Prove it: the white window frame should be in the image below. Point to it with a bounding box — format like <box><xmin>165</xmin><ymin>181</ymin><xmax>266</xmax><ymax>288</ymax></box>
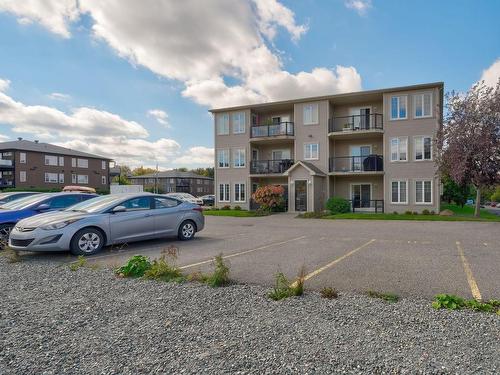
<box><xmin>58</xmin><ymin>156</ymin><xmax>64</xmax><ymax>166</ymax></box>
<box><xmin>20</xmin><ymin>152</ymin><xmax>26</xmax><ymax>164</ymax></box>
<box><xmin>44</xmin><ymin>172</ymin><xmax>59</xmax><ymax>183</ymax></box>
<box><xmin>101</xmin><ymin>160</ymin><xmax>106</xmax><ymax>170</ymax></box>
<box><xmin>414</xmin><ymin>136</ymin><xmax>433</xmax><ymax>161</ymax></box>
<box><xmin>232</xmin><ymin>112</ymin><xmax>246</xmax><ymax>134</ymax></box>
<box><xmin>102</xmin><ymin>175</ymin><xmax>107</xmax><ymax>185</ymax></box>
<box><xmin>233</xmin><ymin>148</ymin><xmax>246</xmax><ymax>168</ymax></box>
<box><xmin>219</xmin><ymin>183</ymin><xmax>230</xmax><ymax>202</ymax></box>
<box><xmin>217</xmin><ymin>149</ymin><xmax>230</xmax><ymax>168</ymax></box>
<box><xmin>44</xmin><ymin>155</ymin><xmax>58</xmax><ymax>166</ymax></box>
<box><xmin>58</xmin><ymin>173</ymin><xmax>64</xmax><ymax>183</ymax></box>
<box><xmin>216</xmin><ymin>113</ymin><xmax>229</xmax><ymax>135</ymax></box>
<box><xmin>72</xmin><ymin>174</ymin><xmax>77</xmax><ymax>183</ymax></box>
<box><xmin>303</xmin><ymin>103</ymin><xmax>319</xmax><ymax>125</ymax></box>
<box><xmin>19</xmin><ymin>170</ymin><xmax>26</xmax><ymax>182</ymax></box>
<box><xmin>77</xmin><ymin>158</ymin><xmax>88</xmax><ymax>168</ymax></box>
<box><xmin>234</xmin><ymin>183</ymin><xmax>246</xmax><ymax>202</ymax></box>
<box><xmin>413</xmin><ymin>92</ymin><xmax>432</xmax><ymax>118</ymax></box>
<box><xmin>415</xmin><ymin>179</ymin><xmax>433</xmax><ymax>205</ymax></box>
<box><xmin>77</xmin><ymin>174</ymin><xmax>89</xmax><ymax>184</ymax></box>
<box><xmin>304</xmin><ymin>143</ymin><xmax>319</xmax><ymax>160</ymax></box>
<box><xmin>391</xmin><ymin>179</ymin><xmax>408</xmax><ymax>204</ymax></box>
<box><xmin>71</xmin><ymin>158</ymin><xmax>76</xmax><ymax>167</ymax></box>
<box><xmin>390</xmin><ymin>95</ymin><xmax>408</xmax><ymax>120</ymax></box>
<box><xmin>390</xmin><ymin>137</ymin><xmax>408</xmax><ymax>162</ymax></box>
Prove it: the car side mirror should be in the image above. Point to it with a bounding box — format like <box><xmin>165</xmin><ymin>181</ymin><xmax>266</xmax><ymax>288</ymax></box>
<box><xmin>112</xmin><ymin>205</ymin><xmax>127</xmax><ymax>213</ymax></box>
<box><xmin>36</xmin><ymin>203</ymin><xmax>50</xmax><ymax>211</ymax></box>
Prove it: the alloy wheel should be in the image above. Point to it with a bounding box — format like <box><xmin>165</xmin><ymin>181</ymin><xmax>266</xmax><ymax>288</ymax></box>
<box><xmin>77</xmin><ymin>232</ymin><xmax>101</xmax><ymax>253</ymax></box>
<box><xmin>182</xmin><ymin>223</ymin><xmax>194</xmax><ymax>238</ymax></box>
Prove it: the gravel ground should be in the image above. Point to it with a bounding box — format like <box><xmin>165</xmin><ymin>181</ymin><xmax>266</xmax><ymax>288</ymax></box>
<box><xmin>0</xmin><ymin>257</ymin><xmax>499</xmax><ymax>374</ymax></box>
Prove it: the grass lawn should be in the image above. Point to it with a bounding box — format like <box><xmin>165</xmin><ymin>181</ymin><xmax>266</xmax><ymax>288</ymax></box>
<box><xmin>302</xmin><ymin>204</ymin><xmax>500</xmax><ymax>222</ymax></box>
<box><xmin>203</xmin><ymin>209</ymin><xmax>268</xmax><ymax>217</ymax></box>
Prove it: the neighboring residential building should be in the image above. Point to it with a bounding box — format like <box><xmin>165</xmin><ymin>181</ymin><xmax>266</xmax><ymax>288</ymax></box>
<box><xmin>210</xmin><ymin>82</ymin><xmax>443</xmax><ymax>213</ymax></box>
<box><xmin>0</xmin><ymin>138</ymin><xmax>112</xmax><ymax>191</ymax></box>
<box><xmin>129</xmin><ymin>170</ymin><xmax>214</xmax><ymax>196</ymax></box>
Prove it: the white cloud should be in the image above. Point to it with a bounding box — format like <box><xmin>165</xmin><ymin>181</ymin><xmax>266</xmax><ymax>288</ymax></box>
<box><xmin>0</xmin><ymin>78</ymin><xmax>10</xmax><ymax>92</ymax></box>
<box><xmin>147</xmin><ymin>109</ymin><xmax>170</xmax><ymax>128</ymax></box>
<box><xmin>173</xmin><ymin>146</ymin><xmax>214</xmax><ymax>166</ymax></box>
<box><xmin>480</xmin><ymin>58</ymin><xmax>500</xmax><ymax>88</ymax></box>
<box><xmin>0</xmin><ymin>0</ymin><xmax>79</xmax><ymax>38</ymax></box>
<box><xmin>48</xmin><ymin>92</ymin><xmax>71</xmax><ymax>101</ymax></box>
<box><xmin>344</xmin><ymin>0</ymin><xmax>372</xmax><ymax>16</ymax></box>
<box><xmin>0</xmin><ymin>134</ymin><xmax>9</xmax><ymax>142</ymax></box>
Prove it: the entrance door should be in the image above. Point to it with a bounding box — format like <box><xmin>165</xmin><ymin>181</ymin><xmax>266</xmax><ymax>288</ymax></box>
<box><xmin>350</xmin><ymin>108</ymin><xmax>371</xmax><ymax>130</ymax></box>
<box><xmin>351</xmin><ymin>184</ymin><xmax>371</xmax><ymax>209</ymax></box>
<box><xmin>295</xmin><ymin>180</ymin><xmax>307</xmax><ymax>211</ymax></box>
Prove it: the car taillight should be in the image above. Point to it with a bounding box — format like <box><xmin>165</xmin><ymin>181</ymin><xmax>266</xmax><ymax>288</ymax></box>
<box><xmin>192</xmin><ymin>206</ymin><xmax>203</xmax><ymax>212</ymax></box>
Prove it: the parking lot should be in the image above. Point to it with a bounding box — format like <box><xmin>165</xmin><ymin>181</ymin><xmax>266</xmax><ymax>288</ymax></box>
<box><xmin>20</xmin><ymin>214</ymin><xmax>499</xmax><ymax>299</ymax></box>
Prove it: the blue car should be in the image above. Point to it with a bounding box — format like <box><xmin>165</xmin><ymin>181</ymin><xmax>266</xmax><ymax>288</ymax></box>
<box><xmin>0</xmin><ymin>191</ymin><xmax>40</xmax><ymax>205</ymax></box>
<box><xmin>0</xmin><ymin>192</ymin><xmax>97</xmax><ymax>246</ymax></box>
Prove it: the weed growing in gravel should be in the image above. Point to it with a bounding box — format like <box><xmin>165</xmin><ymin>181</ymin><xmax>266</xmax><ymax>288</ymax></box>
<box><xmin>1</xmin><ymin>247</ymin><xmax>21</xmax><ymax>263</ymax></box>
<box><xmin>320</xmin><ymin>287</ymin><xmax>338</xmax><ymax>299</ymax></box>
<box><xmin>367</xmin><ymin>290</ymin><xmax>399</xmax><ymax>303</ymax></box>
<box><xmin>144</xmin><ymin>247</ymin><xmax>185</xmax><ymax>283</ymax></box>
<box><xmin>432</xmin><ymin>294</ymin><xmax>500</xmax><ymax>314</ymax></box>
<box><xmin>204</xmin><ymin>254</ymin><xmax>230</xmax><ymax>287</ymax></box>
<box><xmin>69</xmin><ymin>256</ymin><xmax>87</xmax><ymax>271</ymax></box>
<box><xmin>268</xmin><ymin>267</ymin><xmax>306</xmax><ymax>301</ymax></box>
<box><xmin>116</xmin><ymin>255</ymin><xmax>152</xmax><ymax>277</ymax></box>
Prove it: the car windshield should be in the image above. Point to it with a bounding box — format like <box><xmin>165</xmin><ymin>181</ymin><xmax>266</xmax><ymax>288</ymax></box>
<box><xmin>64</xmin><ymin>194</ymin><xmax>126</xmax><ymax>213</ymax></box>
<box><xmin>0</xmin><ymin>194</ymin><xmax>52</xmax><ymax>210</ymax></box>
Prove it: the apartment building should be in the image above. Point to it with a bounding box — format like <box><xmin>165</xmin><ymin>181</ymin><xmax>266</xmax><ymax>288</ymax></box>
<box><xmin>0</xmin><ymin>139</ymin><xmax>112</xmax><ymax>191</ymax></box>
<box><xmin>129</xmin><ymin>170</ymin><xmax>214</xmax><ymax>196</ymax></box>
<box><xmin>210</xmin><ymin>82</ymin><xmax>443</xmax><ymax>213</ymax></box>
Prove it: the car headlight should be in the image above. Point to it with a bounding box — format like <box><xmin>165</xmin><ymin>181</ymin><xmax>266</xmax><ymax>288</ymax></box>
<box><xmin>40</xmin><ymin>218</ymin><xmax>81</xmax><ymax>230</ymax></box>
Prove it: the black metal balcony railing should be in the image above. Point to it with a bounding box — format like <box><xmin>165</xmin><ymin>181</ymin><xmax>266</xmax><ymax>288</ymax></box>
<box><xmin>250</xmin><ymin>159</ymin><xmax>294</xmax><ymax>174</ymax></box>
<box><xmin>349</xmin><ymin>199</ymin><xmax>384</xmax><ymax>213</ymax></box>
<box><xmin>0</xmin><ymin>179</ymin><xmax>14</xmax><ymax>187</ymax></box>
<box><xmin>0</xmin><ymin>159</ymin><xmax>14</xmax><ymax>169</ymax></box>
<box><xmin>251</xmin><ymin>122</ymin><xmax>294</xmax><ymax>138</ymax></box>
<box><xmin>328</xmin><ymin>114</ymin><xmax>383</xmax><ymax>133</ymax></box>
<box><xmin>329</xmin><ymin>155</ymin><xmax>383</xmax><ymax>173</ymax></box>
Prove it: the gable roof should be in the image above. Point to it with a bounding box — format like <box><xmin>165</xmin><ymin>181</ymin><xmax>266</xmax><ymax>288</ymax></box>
<box><xmin>0</xmin><ymin>139</ymin><xmax>112</xmax><ymax>160</ymax></box>
<box><xmin>283</xmin><ymin>161</ymin><xmax>326</xmax><ymax>177</ymax></box>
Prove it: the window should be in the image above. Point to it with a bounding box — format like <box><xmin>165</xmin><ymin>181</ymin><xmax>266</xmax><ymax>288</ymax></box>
<box><xmin>44</xmin><ymin>172</ymin><xmax>59</xmax><ymax>183</ymax></box>
<box><xmin>77</xmin><ymin>158</ymin><xmax>88</xmax><ymax>168</ymax></box>
<box><xmin>217</xmin><ymin>149</ymin><xmax>229</xmax><ymax>168</ymax></box>
<box><xmin>72</xmin><ymin>174</ymin><xmax>77</xmax><ymax>183</ymax></box>
<box><xmin>121</xmin><ymin>197</ymin><xmax>152</xmax><ymax>211</ymax></box>
<box><xmin>219</xmin><ymin>183</ymin><xmax>230</xmax><ymax>202</ymax></box>
<box><xmin>45</xmin><ymin>155</ymin><xmax>58</xmax><ymax>166</ymax></box>
<box><xmin>233</xmin><ymin>148</ymin><xmax>245</xmax><ymax>168</ymax></box>
<box><xmin>47</xmin><ymin>195</ymin><xmax>81</xmax><ymax>209</ymax></box>
<box><xmin>304</xmin><ymin>143</ymin><xmax>319</xmax><ymax>160</ymax></box>
<box><xmin>102</xmin><ymin>160</ymin><xmax>106</xmax><ymax>170</ymax></box>
<box><xmin>58</xmin><ymin>173</ymin><xmax>64</xmax><ymax>183</ymax></box>
<box><xmin>77</xmin><ymin>175</ymin><xmax>88</xmax><ymax>184</ymax></box>
<box><xmin>216</xmin><ymin>113</ymin><xmax>229</xmax><ymax>135</ymax></box>
<box><xmin>102</xmin><ymin>175</ymin><xmax>107</xmax><ymax>185</ymax></box>
<box><xmin>391</xmin><ymin>180</ymin><xmax>408</xmax><ymax>204</ymax></box>
<box><xmin>58</xmin><ymin>156</ymin><xmax>64</xmax><ymax>166</ymax></box>
<box><xmin>414</xmin><ymin>136</ymin><xmax>432</xmax><ymax>161</ymax></box>
<box><xmin>232</xmin><ymin>112</ymin><xmax>245</xmax><ymax>134</ymax></box>
<box><xmin>415</xmin><ymin>180</ymin><xmax>432</xmax><ymax>204</ymax></box>
<box><xmin>72</xmin><ymin>158</ymin><xmax>76</xmax><ymax>167</ymax></box>
<box><xmin>154</xmin><ymin>197</ymin><xmax>179</xmax><ymax>209</ymax></box>
<box><xmin>390</xmin><ymin>95</ymin><xmax>407</xmax><ymax>120</ymax></box>
<box><xmin>19</xmin><ymin>171</ymin><xmax>26</xmax><ymax>182</ymax></box>
<box><xmin>390</xmin><ymin>137</ymin><xmax>407</xmax><ymax>161</ymax></box>
<box><xmin>234</xmin><ymin>183</ymin><xmax>245</xmax><ymax>202</ymax></box>
<box><xmin>20</xmin><ymin>152</ymin><xmax>26</xmax><ymax>164</ymax></box>
<box><xmin>169</xmin><ymin>178</ymin><xmax>175</xmax><ymax>184</ymax></box>
<box><xmin>303</xmin><ymin>103</ymin><xmax>319</xmax><ymax>125</ymax></box>
<box><xmin>414</xmin><ymin>93</ymin><xmax>432</xmax><ymax>118</ymax></box>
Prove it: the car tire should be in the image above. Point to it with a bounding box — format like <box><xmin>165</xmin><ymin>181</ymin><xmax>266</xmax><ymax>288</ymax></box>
<box><xmin>0</xmin><ymin>224</ymin><xmax>14</xmax><ymax>249</ymax></box>
<box><xmin>70</xmin><ymin>227</ymin><xmax>105</xmax><ymax>256</ymax></box>
<box><xmin>178</xmin><ymin>220</ymin><xmax>196</xmax><ymax>241</ymax></box>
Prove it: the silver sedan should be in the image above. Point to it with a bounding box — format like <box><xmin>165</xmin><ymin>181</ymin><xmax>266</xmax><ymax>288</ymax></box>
<box><xmin>9</xmin><ymin>193</ymin><xmax>204</xmax><ymax>255</ymax></box>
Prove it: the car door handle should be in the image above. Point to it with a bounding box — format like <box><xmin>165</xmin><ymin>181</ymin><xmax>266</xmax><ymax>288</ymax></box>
<box><xmin>144</xmin><ymin>213</ymin><xmax>152</xmax><ymax>217</ymax></box>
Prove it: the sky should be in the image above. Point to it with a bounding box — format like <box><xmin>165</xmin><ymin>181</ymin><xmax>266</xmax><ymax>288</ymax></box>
<box><xmin>0</xmin><ymin>0</ymin><xmax>498</xmax><ymax>170</ymax></box>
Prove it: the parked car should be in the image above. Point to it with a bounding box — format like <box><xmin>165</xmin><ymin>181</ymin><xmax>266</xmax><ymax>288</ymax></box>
<box><xmin>9</xmin><ymin>193</ymin><xmax>205</xmax><ymax>256</ymax></box>
<box><xmin>200</xmin><ymin>194</ymin><xmax>215</xmax><ymax>206</ymax></box>
<box><xmin>165</xmin><ymin>192</ymin><xmax>203</xmax><ymax>205</ymax></box>
<box><xmin>0</xmin><ymin>192</ymin><xmax>97</xmax><ymax>246</ymax></box>
<box><xmin>0</xmin><ymin>191</ymin><xmax>39</xmax><ymax>205</ymax></box>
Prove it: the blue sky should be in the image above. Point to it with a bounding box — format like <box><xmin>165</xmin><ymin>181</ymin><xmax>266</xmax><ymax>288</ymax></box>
<box><xmin>0</xmin><ymin>0</ymin><xmax>498</xmax><ymax>169</ymax></box>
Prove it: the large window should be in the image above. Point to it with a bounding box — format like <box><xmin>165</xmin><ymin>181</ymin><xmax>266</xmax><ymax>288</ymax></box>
<box><xmin>234</xmin><ymin>183</ymin><xmax>245</xmax><ymax>202</ymax></box>
<box><xmin>217</xmin><ymin>149</ymin><xmax>229</xmax><ymax>168</ymax></box>
<box><xmin>232</xmin><ymin>112</ymin><xmax>245</xmax><ymax>134</ymax></box>
<box><xmin>77</xmin><ymin>158</ymin><xmax>88</xmax><ymax>168</ymax></box>
<box><xmin>216</xmin><ymin>113</ymin><xmax>229</xmax><ymax>135</ymax></box>
<box><xmin>303</xmin><ymin>103</ymin><xmax>318</xmax><ymax>125</ymax></box>
<box><xmin>219</xmin><ymin>183</ymin><xmax>230</xmax><ymax>202</ymax></box>
<box><xmin>415</xmin><ymin>180</ymin><xmax>432</xmax><ymax>204</ymax></box>
<box><xmin>122</xmin><ymin>197</ymin><xmax>152</xmax><ymax>211</ymax></box>
<box><xmin>45</xmin><ymin>155</ymin><xmax>58</xmax><ymax>166</ymax></box>
<box><xmin>233</xmin><ymin>148</ymin><xmax>245</xmax><ymax>168</ymax></box>
<box><xmin>414</xmin><ymin>93</ymin><xmax>432</xmax><ymax>118</ymax></box>
<box><xmin>391</xmin><ymin>180</ymin><xmax>408</xmax><ymax>204</ymax></box>
<box><xmin>390</xmin><ymin>95</ymin><xmax>407</xmax><ymax>120</ymax></box>
<box><xmin>304</xmin><ymin>143</ymin><xmax>319</xmax><ymax>160</ymax></box>
<box><xmin>19</xmin><ymin>170</ymin><xmax>26</xmax><ymax>182</ymax></box>
<box><xmin>102</xmin><ymin>160</ymin><xmax>106</xmax><ymax>170</ymax></box>
<box><xmin>20</xmin><ymin>152</ymin><xmax>26</xmax><ymax>164</ymax></box>
<box><xmin>77</xmin><ymin>175</ymin><xmax>88</xmax><ymax>184</ymax></box>
<box><xmin>414</xmin><ymin>136</ymin><xmax>432</xmax><ymax>161</ymax></box>
<box><xmin>44</xmin><ymin>172</ymin><xmax>59</xmax><ymax>183</ymax></box>
<box><xmin>390</xmin><ymin>137</ymin><xmax>407</xmax><ymax>162</ymax></box>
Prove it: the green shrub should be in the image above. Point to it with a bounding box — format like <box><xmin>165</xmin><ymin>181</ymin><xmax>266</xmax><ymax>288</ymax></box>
<box><xmin>268</xmin><ymin>267</ymin><xmax>306</xmax><ymax>301</ymax></box>
<box><xmin>430</xmin><ymin>210</ymin><xmax>436</xmax><ymax>215</ymax></box>
<box><xmin>393</xmin><ymin>211</ymin><xmax>399</xmax><ymax>215</ymax></box>
<box><xmin>325</xmin><ymin>196</ymin><xmax>351</xmax><ymax>214</ymax></box>
<box><xmin>144</xmin><ymin>255</ymin><xmax>185</xmax><ymax>283</ymax></box>
<box><xmin>221</xmin><ymin>205</ymin><xmax>231</xmax><ymax>210</ymax></box>
<box><xmin>233</xmin><ymin>205</ymin><xmax>242</xmax><ymax>211</ymax></box>
<box><xmin>422</xmin><ymin>209</ymin><xmax>430</xmax><ymax>215</ymax></box>
<box><xmin>412</xmin><ymin>211</ymin><xmax>419</xmax><ymax>215</ymax></box>
<box><xmin>204</xmin><ymin>254</ymin><xmax>230</xmax><ymax>287</ymax></box>
<box><xmin>404</xmin><ymin>210</ymin><xmax>413</xmax><ymax>215</ymax></box>
<box><xmin>367</xmin><ymin>290</ymin><xmax>399</xmax><ymax>303</ymax></box>
<box><xmin>116</xmin><ymin>255</ymin><xmax>151</xmax><ymax>277</ymax></box>
<box><xmin>432</xmin><ymin>294</ymin><xmax>500</xmax><ymax>313</ymax></box>
<box><xmin>320</xmin><ymin>287</ymin><xmax>338</xmax><ymax>299</ymax></box>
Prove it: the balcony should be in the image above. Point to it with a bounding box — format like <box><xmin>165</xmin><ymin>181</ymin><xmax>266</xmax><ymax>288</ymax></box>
<box><xmin>250</xmin><ymin>159</ymin><xmax>294</xmax><ymax>175</ymax></box>
<box><xmin>349</xmin><ymin>199</ymin><xmax>384</xmax><ymax>213</ymax></box>
<box><xmin>329</xmin><ymin>155</ymin><xmax>383</xmax><ymax>174</ymax></box>
<box><xmin>0</xmin><ymin>179</ymin><xmax>14</xmax><ymax>188</ymax></box>
<box><xmin>328</xmin><ymin>114</ymin><xmax>383</xmax><ymax>137</ymax></box>
<box><xmin>0</xmin><ymin>159</ymin><xmax>13</xmax><ymax>169</ymax></box>
<box><xmin>251</xmin><ymin>122</ymin><xmax>294</xmax><ymax>139</ymax></box>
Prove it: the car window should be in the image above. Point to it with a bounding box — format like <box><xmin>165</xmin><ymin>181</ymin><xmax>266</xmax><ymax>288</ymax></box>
<box><xmin>121</xmin><ymin>197</ymin><xmax>152</xmax><ymax>211</ymax></box>
<box><xmin>154</xmin><ymin>197</ymin><xmax>180</xmax><ymax>209</ymax></box>
<box><xmin>47</xmin><ymin>195</ymin><xmax>81</xmax><ymax>209</ymax></box>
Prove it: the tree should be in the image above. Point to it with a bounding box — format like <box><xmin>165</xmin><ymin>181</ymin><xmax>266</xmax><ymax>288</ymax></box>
<box><xmin>252</xmin><ymin>185</ymin><xmax>285</xmax><ymax>211</ymax></box>
<box><xmin>436</xmin><ymin>80</ymin><xmax>500</xmax><ymax>217</ymax></box>
<box><xmin>132</xmin><ymin>166</ymin><xmax>157</xmax><ymax>176</ymax></box>
<box><xmin>112</xmin><ymin>174</ymin><xmax>130</xmax><ymax>185</ymax></box>
<box><xmin>192</xmin><ymin>167</ymin><xmax>214</xmax><ymax>178</ymax></box>
<box><xmin>175</xmin><ymin>167</ymin><xmax>189</xmax><ymax>172</ymax></box>
<box><xmin>441</xmin><ymin>175</ymin><xmax>471</xmax><ymax>207</ymax></box>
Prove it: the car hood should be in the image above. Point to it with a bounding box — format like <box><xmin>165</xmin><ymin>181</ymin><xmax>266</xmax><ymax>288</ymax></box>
<box><xmin>16</xmin><ymin>211</ymin><xmax>97</xmax><ymax>228</ymax></box>
<box><xmin>0</xmin><ymin>209</ymin><xmax>35</xmax><ymax>224</ymax></box>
